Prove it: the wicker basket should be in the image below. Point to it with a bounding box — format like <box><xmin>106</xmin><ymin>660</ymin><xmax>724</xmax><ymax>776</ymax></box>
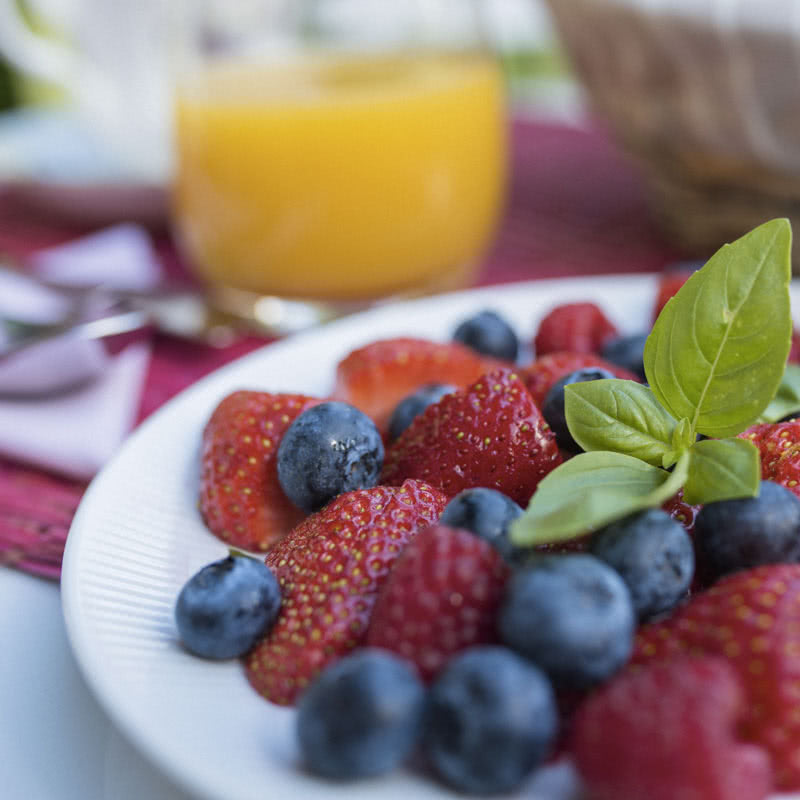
<box><xmin>546</xmin><ymin>0</ymin><xmax>800</xmax><ymax>267</ymax></box>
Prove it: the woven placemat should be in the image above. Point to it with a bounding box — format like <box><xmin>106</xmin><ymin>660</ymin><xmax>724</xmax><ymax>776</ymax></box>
<box><xmin>0</xmin><ymin>119</ymin><xmax>680</xmax><ymax>580</ymax></box>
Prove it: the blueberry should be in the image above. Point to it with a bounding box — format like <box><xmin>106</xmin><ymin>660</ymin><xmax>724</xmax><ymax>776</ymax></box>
<box><xmin>590</xmin><ymin>509</ymin><xmax>694</xmax><ymax>621</ymax></box>
<box><xmin>695</xmin><ymin>480</ymin><xmax>800</xmax><ymax>583</ymax></box>
<box><xmin>277</xmin><ymin>401</ymin><xmax>384</xmax><ymax>512</ymax></box>
<box><xmin>424</xmin><ymin>646</ymin><xmax>558</xmax><ymax>795</ymax></box>
<box><xmin>453</xmin><ymin>309</ymin><xmax>519</xmax><ymax>362</ymax></box>
<box><xmin>499</xmin><ymin>554</ymin><xmax>635</xmax><ymax>689</ymax></box>
<box><xmin>388</xmin><ymin>383</ymin><xmax>455</xmax><ymax>441</ymax></box>
<box><xmin>600</xmin><ymin>333</ymin><xmax>648</xmax><ymax>380</ymax></box>
<box><xmin>439</xmin><ymin>487</ymin><xmax>525</xmax><ymax>564</ymax></box>
<box><xmin>296</xmin><ymin>649</ymin><xmax>425</xmax><ymax>779</ymax></box>
<box><xmin>175</xmin><ymin>555</ymin><xmax>281</xmax><ymax>659</ymax></box>
<box><xmin>541</xmin><ymin>367</ymin><xmax>617</xmax><ymax>452</ymax></box>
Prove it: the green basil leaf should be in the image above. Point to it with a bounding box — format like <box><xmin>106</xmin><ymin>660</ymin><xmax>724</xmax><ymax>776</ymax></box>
<box><xmin>509</xmin><ymin>451</ymin><xmax>689</xmax><ymax>546</ymax></box>
<box><xmin>682</xmin><ymin>438</ymin><xmax>761</xmax><ymax>505</ymax></box>
<box><xmin>564</xmin><ymin>379</ymin><xmax>678</xmax><ymax>466</ymax></box>
<box><xmin>644</xmin><ymin>218</ymin><xmax>792</xmax><ymax>438</ymax></box>
<box><xmin>662</xmin><ymin>418</ymin><xmax>696</xmax><ymax>468</ymax></box>
<box><xmin>757</xmin><ymin>363</ymin><xmax>800</xmax><ymax>423</ymax></box>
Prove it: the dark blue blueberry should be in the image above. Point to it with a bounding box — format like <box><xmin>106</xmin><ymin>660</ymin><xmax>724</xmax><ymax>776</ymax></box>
<box><xmin>277</xmin><ymin>401</ymin><xmax>384</xmax><ymax>512</ymax></box>
<box><xmin>175</xmin><ymin>555</ymin><xmax>281</xmax><ymax>659</ymax></box>
<box><xmin>453</xmin><ymin>309</ymin><xmax>519</xmax><ymax>362</ymax></box>
<box><xmin>541</xmin><ymin>367</ymin><xmax>617</xmax><ymax>452</ymax></box>
<box><xmin>296</xmin><ymin>649</ymin><xmax>425</xmax><ymax>779</ymax></box>
<box><xmin>388</xmin><ymin>383</ymin><xmax>455</xmax><ymax>441</ymax></box>
<box><xmin>695</xmin><ymin>480</ymin><xmax>800</xmax><ymax>583</ymax></box>
<box><xmin>424</xmin><ymin>646</ymin><xmax>557</xmax><ymax>795</ymax></box>
<box><xmin>590</xmin><ymin>509</ymin><xmax>694</xmax><ymax>621</ymax></box>
<box><xmin>600</xmin><ymin>333</ymin><xmax>648</xmax><ymax>380</ymax></box>
<box><xmin>439</xmin><ymin>487</ymin><xmax>525</xmax><ymax>564</ymax></box>
<box><xmin>498</xmin><ymin>554</ymin><xmax>635</xmax><ymax>689</ymax></box>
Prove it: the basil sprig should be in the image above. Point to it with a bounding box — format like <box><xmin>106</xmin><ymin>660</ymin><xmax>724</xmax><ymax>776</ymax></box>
<box><xmin>512</xmin><ymin>218</ymin><xmax>793</xmax><ymax>547</ymax></box>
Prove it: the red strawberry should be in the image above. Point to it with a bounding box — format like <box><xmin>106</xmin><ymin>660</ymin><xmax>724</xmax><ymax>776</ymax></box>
<box><xmin>199</xmin><ymin>390</ymin><xmax>320</xmax><ymax>551</ymax></box>
<box><xmin>245</xmin><ymin>479</ymin><xmax>447</xmax><ymax>706</ymax></box>
<box><xmin>533</xmin><ymin>302</ymin><xmax>618</xmax><ymax>357</ymax></box>
<box><xmin>652</xmin><ymin>269</ymin><xmax>693</xmax><ymax>323</ymax></box>
<box><xmin>520</xmin><ymin>352</ymin><xmax>640</xmax><ymax>408</ymax></box>
<box><xmin>571</xmin><ymin>656</ymin><xmax>772</xmax><ymax>800</ymax></box>
<box><xmin>633</xmin><ymin>564</ymin><xmax>800</xmax><ymax>789</ymax></box>
<box><xmin>332</xmin><ymin>337</ymin><xmax>496</xmax><ymax>430</ymax></box>
<box><xmin>739</xmin><ymin>421</ymin><xmax>800</xmax><ymax>499</ymax></box>
<box><xmin>380</xmin><ymin>368</ymin><xmax>562</xmax><ymax>506</ymax></box>
<box><xmin>365</xmin><ymin>524</ymin><xmax>510</xmax><ymax>681</ymax></box>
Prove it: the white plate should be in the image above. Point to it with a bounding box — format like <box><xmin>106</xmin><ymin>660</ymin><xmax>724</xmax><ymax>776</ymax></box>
<box><xmin>62</xmin><ymin>275</ymin><xmax>795</xmax><ymax>800</ymax></box>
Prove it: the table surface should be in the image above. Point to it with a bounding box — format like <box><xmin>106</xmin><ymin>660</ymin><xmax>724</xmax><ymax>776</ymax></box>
<box><xmin>0</xmin><ymin>119</ymin><xmax>683</xmax><ymax>800</ymax></box>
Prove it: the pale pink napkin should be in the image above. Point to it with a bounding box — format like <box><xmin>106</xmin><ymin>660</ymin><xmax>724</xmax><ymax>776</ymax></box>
<box><xmin>0</xmin><ymin>225</ymin><xmax>158</xmax><ymax>480</ymax></box>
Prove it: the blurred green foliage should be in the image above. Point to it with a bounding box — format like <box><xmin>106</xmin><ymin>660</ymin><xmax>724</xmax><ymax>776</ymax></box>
<box><xmin>0</xmin><ymin>59</ymin><xmax>18</xmax><ymax>111</ymax></box>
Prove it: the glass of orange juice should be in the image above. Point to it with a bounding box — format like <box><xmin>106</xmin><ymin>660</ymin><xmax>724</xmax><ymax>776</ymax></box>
<box><xmin>171</xmin><ymin>0</ymin><xmax>508</xmax><ymax>330</ymax></box>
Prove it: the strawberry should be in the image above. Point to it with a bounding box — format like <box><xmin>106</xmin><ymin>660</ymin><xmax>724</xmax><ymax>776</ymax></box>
<box><xmin>571</xmin><ymin>656</ymin><xmax>772</xmax><ymax>800</ymax></box>
<box><xmin>739</xmin><ymin>421</ymin><xmax>800</xmax><ymax>499</ymax></box>
<box><xmin>380</xmin><ymin>368</ymin><xmax>562</xmax><ymax>506</ymax></box>
<box><xmin>245</xmin><ymin>479</ymin><xmax>447</xmax><ymax>706</ymax></box>
<box><xmin>533</xmin><ymin>302</ymin><xmax>618</xmax><ymax>357</ymax></box>
<box><xmin>520</xmin><ymin>352</ymin><xmax>640</xmax><ymax>408</ymax></box>
<box><xmin>365</xmin><ymin>524</ymin><xmax>510</xmax><ymax>681</ymax></box>
<box><xmin>633</xmin><ymin>564</ymin><xmax>800</xmax><ymax>789</ymax></box>
<box><xmin>199</xmin><ymin>390</ymin><xmax>320</xmax><ymax>551</ymax></box>
<box><xmin>652</xmin><ymin>269</ymin><xmax>693</xmax><ymax>323</ymax></box>
<box><xmin>332</xmin><ymin>337</ymin><xmax>496</xmax><ymax>430</ymax></box>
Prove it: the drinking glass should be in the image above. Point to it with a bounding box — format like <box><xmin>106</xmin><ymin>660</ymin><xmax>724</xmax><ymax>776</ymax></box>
<box><xmin>171</xmin><ymin>0</ymin><xmax>509</xmax><ymax>331</ymax></box>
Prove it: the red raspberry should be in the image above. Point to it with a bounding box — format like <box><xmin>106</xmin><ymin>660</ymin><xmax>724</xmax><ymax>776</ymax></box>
<box><xmin>520</xmin><ymin>352</ymin><xmax>640</xmax><ymax>408</ymax></box>
<box><xmin>633</xmin><ymin>564</ymin><xmax>800</xmax><ymax>789</ymax></box>
<box><xmin>571</xmin><ymin>656</ymin><xmax>772</xmax><ymax>800</ymax></box>
<box><xmin>533</xmin><ymin>302</ymin><xmax>618</xmax><ymax>356</ymax></box>
<box><xmin>365</xmin><ymin>524</ymin><xmax>510</xmax><ymax>681</ymax></box>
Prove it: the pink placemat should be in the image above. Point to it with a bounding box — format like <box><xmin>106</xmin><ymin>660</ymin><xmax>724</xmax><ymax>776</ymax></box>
<box><xmin>0</xmin><ymin>119</ymin><xmax>683</xmax><ymax>580</ymax></box>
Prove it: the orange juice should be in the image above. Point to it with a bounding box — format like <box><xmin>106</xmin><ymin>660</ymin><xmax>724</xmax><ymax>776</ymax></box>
<box><xmin>173</xmin><ymin>52</ymin><xmax>507</xmax><ymax>300</ymax></box>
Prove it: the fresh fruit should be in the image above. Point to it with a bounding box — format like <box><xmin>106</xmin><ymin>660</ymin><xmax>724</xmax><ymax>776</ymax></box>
<box><xmin>541</xmin><ymin>366</ymin><xmax>618</xmax><ymax>452</ymax></box>
<box><xmin>520</xmin><ymin>351</ymin><xmax>639</xmax><ymax>408</ymax></box>
<box><xmin>332</xmin><ymin>337</ymin><xmax>494</xmax><ymax>428</ymax></box>
<box><xmin>533</xmin><ymin>302</ymin><xmax>618</xmax><ymax>356</ymax></box>
<box><xmin>423</xmin><ymin>646</ymin><xmax>558</xmax><ymax>795</ymax></box>
<box><xmin>365</xmin><ymin>524</ymin><xmax>510</xmax><ymax>681</ymax></box>
<box><xmin>199</xmin><ymin>390</ymin><xmax>319</xmax><ymax>551</ymax></box>
<box><xmin>633</xmin><ymin>564</ymin><xmax>800</xmax><ymax>789</ymax></box>
<box><xmin>245</xmin><ymin>479</ymin><xmax>446</xmax><ymax>705</ymax></box>
<box><xmin>438</xmin><ymin>487</ymin><xmax>524</xmax><ymax>564</ymax></box>
<box><xmin>589</xmin><ymin>509</ymin><xmax>695</xmax><ymax>621</ymax></box>
<box><xmin>452</xmin><ymin>309</ymin><xmax>519</xmax><ymax>362</ymax></box>
<box><xmin>387</xmin><ymin>383</ymin><xmax>456</xmax><ymax>441</ymax></box>
<box><xmin>571</xmin><ymin>656</ymin><xmax>772</xmax><ymax>800</ymax></box>
<box><xmin>694</xmin><ymin>480</ymin><xmax>800</xmax><ymax>583</ymax></box>
<box><xmin>498</xmin><ymin>554</ymin><xmax>635</xmax><ymax>689</ymax></box>
<box><xmin>600</xmin><ymin>332</ymin><xmax>648</xmax><ymax>380</ymax></box>
<box><xmin>296</xmin><ymin>649</ymin><xmax>426</xmax><ymax>780</ymax></box>
<box><xmin>662</xmin><ymin>489</ymin><xmax>700</xmax><ymax>534</ymax></box>
<box><xmin>174</xmin><ymin>555</ymin><xmax>281</xmax><ymax>660</ymax></box>
<box><xmin>381</xmin><ymin>368</ymin><xmax>562</xmax><ymax>506</ymax></box>
<box><xmin>739</xmin><ymin>420</ymin><xmax>800</xmax><ymax>499</ymax></box>
<box><xmin>651</xmin><ymin>266</ymin><xmax>695</xmax><ymax>323</ymax></box>
<box><xmin>276</xmin><ymin>401</ymin><xmax>383</xmax><ymax>512</ymax></box>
